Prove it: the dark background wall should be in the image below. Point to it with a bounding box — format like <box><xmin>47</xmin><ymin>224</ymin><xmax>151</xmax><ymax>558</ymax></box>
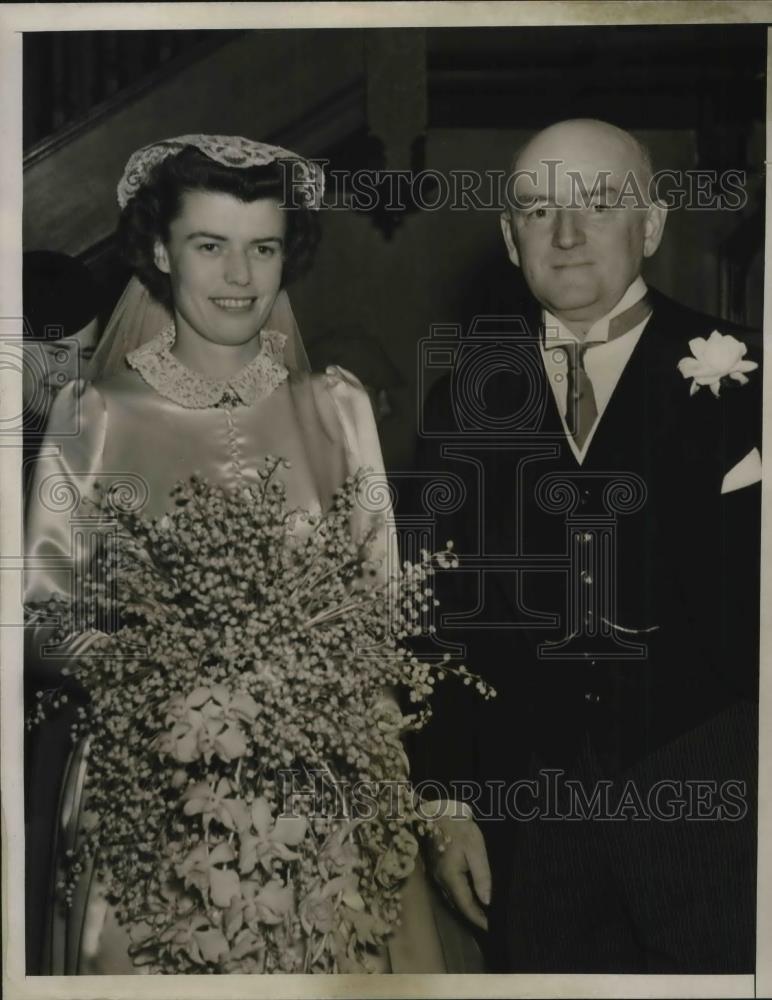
<box><xmin>23</xmin><ymin>25</ymin><xmax>767</xmax><ymax>469</ymax></box>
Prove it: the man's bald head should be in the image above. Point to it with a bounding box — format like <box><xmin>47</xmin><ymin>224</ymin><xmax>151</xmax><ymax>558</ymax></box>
<box><xmin>500</xmin><ymin>118</ymin><xmax>667</xmax><ymax>332</ymax></box>
<box><xmin>512</xmin><ymin>119</ymin><xmax>653</xmax><ymax>197</ymax></box>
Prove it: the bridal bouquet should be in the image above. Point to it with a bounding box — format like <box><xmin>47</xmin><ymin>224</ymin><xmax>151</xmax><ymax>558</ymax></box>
<box><xmin>32</xmin><ymin>459</ymin><xmax>492</xmax><ymax>973</ymax></box>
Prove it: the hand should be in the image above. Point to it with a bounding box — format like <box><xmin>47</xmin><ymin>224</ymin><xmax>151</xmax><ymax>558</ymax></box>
<box><xmin>426</xmin><ymin>807</ymin><xmax>491</xmax><ymax>931</ymax></box>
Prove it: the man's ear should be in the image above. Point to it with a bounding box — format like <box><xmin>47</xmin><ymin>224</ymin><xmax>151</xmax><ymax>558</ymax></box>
<box><xmin>154</xmin><ymin>239</ymin><xmax>171</xmax><ymax>275</ymax></box>
<box><xmin>642</xmin><ymin>201</ymin><xmax>667</xmax><ymax>259</ymax></box>
<box><xmin>500</xmin><ymin>211</ymin><xmax>521</xmax><ymax>268</ymax></box>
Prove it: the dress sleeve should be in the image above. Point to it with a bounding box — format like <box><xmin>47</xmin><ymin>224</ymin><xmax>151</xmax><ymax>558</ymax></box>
<box><xmin>320</xmin><ymin>366</ymin><xmax>404</xmax><ymax>718</ymax></box>
<box><xmin>321</xmin><ymin>365</ymin><xmax>401</xmax><ymax>582</ymax></box>
<box><xmin>25</xmin><ymin>380</ymin><xmax>109</xmax><ymax>672</ymax></box>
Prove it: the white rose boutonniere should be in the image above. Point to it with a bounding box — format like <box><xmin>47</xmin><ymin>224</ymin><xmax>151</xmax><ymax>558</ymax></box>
<box><xmin>677</xmin><ymin>330</ymin><xmax>758</xmax><ymax>397</ymax></box>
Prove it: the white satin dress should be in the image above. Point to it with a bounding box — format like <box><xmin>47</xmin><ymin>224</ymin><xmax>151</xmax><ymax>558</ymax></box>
<box><xmin>25</xmin><ymin>325</ymin><xmax>478</xmax><ymax>975</ymax></box>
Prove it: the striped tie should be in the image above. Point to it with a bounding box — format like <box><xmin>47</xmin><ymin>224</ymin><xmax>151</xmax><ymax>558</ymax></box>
<box><xmin>557</xmin><ymin>293</ymin><xmax>653</xmax><ymax>450</ymax></box>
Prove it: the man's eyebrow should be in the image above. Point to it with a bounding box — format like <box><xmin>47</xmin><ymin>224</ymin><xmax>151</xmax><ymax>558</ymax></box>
<box><xmin>513</xmin><ymin>183</ymin><xmax>623</xmax><ymax>208</ymax></box>
<box><xmin>582</xmin><ymin>184</ymin><xmax>620</xmax><ymax>197</ymax></box>
<box><xmin>513</xmin><ymin>193</ymin><xmax>555</xmax><ymax>207</ymax></box>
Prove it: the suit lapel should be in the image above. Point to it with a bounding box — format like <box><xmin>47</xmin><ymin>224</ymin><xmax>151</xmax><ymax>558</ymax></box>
<box><xmin>583</xmin><ymin>290</ymin><xmax>692</xmax><ymax>467</ymax></box>
<box><xmin>478</xmin><ymin>295</ymin><xmax>569</xmax><ymax>630</ymax></box>
<box><xmin>485</xmin><ymin>290</ymin><xmax>679</xmax><ymax>625</ymax></box>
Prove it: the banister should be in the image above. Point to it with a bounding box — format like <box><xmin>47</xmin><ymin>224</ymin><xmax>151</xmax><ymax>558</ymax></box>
<box><xmin>23</xmin><ymin>31</ymin><xmax>244</xmax><ymax>170</ymax></box>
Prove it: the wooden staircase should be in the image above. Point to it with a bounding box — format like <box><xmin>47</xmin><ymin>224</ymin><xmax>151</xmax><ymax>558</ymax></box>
<box><xmin>23</xmin><ymin>30</ymin><xmax>367</xmax><ymax>258</ymax></box>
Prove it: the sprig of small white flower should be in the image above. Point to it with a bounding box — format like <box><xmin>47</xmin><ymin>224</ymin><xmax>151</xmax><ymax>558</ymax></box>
<box><xmin>29</xmin><ymin>459</ymin><xmax>494</xmax><ymax>973</ymax></box>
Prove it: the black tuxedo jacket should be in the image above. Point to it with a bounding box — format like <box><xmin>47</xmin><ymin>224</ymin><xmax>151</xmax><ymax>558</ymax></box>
<box><xmin>407</xmin><ymin>287</ymin><xmax>762</xmax><ymax>795</ymax></box>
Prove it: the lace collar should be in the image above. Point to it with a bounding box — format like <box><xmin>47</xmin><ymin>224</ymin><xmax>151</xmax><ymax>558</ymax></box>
<box><xmin>126</xmin><ymin>324</ymin><xmax>289</xmax><ymax>408</ymax></box>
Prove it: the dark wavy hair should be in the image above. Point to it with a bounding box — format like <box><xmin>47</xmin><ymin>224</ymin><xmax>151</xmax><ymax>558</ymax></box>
<box><xmin>117</xmin><ymin>147</ymin><xmax>321</xmax><ymax>311</ymax></box>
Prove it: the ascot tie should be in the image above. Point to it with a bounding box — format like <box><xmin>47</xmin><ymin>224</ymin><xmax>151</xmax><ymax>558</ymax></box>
<box><xmin>557</xmin><ymin>293</ymin><xmax>653</xmax><ymax>450</ymax></box>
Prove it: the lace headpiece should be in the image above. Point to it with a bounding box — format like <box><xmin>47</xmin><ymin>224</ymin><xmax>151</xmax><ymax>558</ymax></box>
<box><xmin>88</xmin><ymin>134</ymin><xmax>320</xmax><ymax>382</ymax></box>
<box><xmin>116</xmin><ymin>134</ymin><xmax>325</xmax><ymax>210</ymax></box>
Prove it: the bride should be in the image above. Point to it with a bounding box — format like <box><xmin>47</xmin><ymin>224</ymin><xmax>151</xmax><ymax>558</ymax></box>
<box><xmin>24</xmin><ymin>135</ymin><xmax>481</xmax><ymax>975</ymax></box>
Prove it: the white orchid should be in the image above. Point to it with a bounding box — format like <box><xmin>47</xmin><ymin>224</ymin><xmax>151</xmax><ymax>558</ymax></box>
<box><xmin>48</xmin><ymin>465</ymin><xmax>495</xmax><ymax>974</ymax></box>
<box><xmin>677</xmin><ymin>330</ymin><xmax>758</xmax><ymax>397</ymax></box>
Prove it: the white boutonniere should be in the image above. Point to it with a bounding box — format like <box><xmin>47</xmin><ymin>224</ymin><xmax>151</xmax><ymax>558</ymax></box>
<box><xmin>677</xmin><ymin>330</ymin><xmax>758</xmax><ymax>397</ymax></box>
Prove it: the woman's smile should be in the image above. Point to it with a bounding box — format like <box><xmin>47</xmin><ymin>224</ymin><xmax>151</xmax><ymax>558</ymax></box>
<box><xmin>210</xmin><ymin>296</ymin><xmax>258</xmax><ymax>312</ymax></box>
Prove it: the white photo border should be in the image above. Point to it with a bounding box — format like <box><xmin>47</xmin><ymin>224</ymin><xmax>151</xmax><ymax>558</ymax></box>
<box><xmin>2</xmin><ymin>4</ymin><xmax>770</xmax><ymax>999</ymax></box>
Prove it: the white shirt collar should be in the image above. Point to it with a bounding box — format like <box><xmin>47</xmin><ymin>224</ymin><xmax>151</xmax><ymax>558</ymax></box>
<box><xmin>542</xmin><ymin>276</ymin><xmax>649</xmax><ymax>347</ymax></box>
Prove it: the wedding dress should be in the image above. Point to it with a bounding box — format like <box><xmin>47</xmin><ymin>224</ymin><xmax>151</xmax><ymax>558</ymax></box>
<box><xmin>25</xmin><ymin>322</ymin><xmax>482</xmax><ymax>975</ymax></box>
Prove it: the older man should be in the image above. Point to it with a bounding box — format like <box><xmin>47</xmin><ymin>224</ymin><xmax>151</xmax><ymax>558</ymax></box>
<box><xmin>414</xmin><ymin>119</ymin><xmax>761</xmax><ymax>972</ymax></box>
